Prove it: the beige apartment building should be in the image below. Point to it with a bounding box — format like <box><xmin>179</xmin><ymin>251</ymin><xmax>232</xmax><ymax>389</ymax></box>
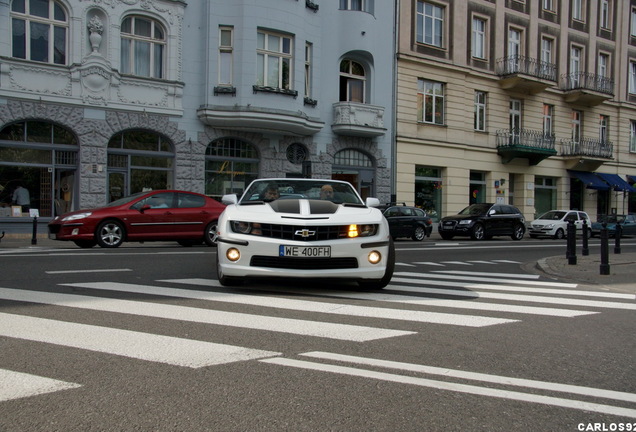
<box><xmin>395</xmin><ymin>0</ymin><xmax>636</xmax><ymax>223</ymax></box>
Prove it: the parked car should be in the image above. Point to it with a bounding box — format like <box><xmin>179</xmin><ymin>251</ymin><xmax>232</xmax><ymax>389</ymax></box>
<box><xmin>48</xmin><ymin>190</ymin><xmax>225</xmax><ymax>248</ymax></box>
<box><xmin>216</xmin><ymin>178</ymin><xmax>394</xmax><ymax>289</ymax></box>
<box><xmin>438</xmin><ymin>203</ymin><xmax>525</xmax><ymax>241</ymax></box>
<box><xmin>591</xmin><ymin>214</ymin><xmax>636</xmax><ymax>238</ymax></box>
<box><xmin>529</xmin><ymin>210</ymin><xmax>592</xmax><ymax>239</ymax></box>
<box><xmin>382</xmin><ymin>205</ymin><xmax>432</xmax><ymax>241</ymax></box>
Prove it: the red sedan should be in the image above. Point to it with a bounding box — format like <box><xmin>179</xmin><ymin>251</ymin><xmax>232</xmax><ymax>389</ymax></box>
<box><xmin>48</xmin><ymin>190</ymin><xmax>225</xmax><ymax>248</ymax></box>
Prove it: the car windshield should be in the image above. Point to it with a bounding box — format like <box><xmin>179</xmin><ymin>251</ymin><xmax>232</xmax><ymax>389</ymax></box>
<box><xmin>105</xmin><ymin>191</ymin><xmax>148</xmax><ymax>207</ymax></box>
<box><xmin>538</xmin><ymin>211</ymin><xmax>566</xmax><ymax>220</ymax></box>
<box><xmin>458</xmin><ymin>203</ymin><xmax>492</xmax><ymax>216</ymax></box>
<box><xmin>239</xmin><ymin>179</ymin><xmax>363</xmax><ymax>205</ymax></box>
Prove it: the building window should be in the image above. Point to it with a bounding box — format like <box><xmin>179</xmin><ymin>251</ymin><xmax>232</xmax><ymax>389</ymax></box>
<box><xmin>415</xmin><ymin>166</ymin><xmax>442</xmax><ymax>222</ymax></box>
<box><xmin>598</xmin><ymin>53</ymin><xmax>609</xmax><ymax>78</ymax></box>
<box><xmin>471</xmin><ymin>17</ymin><xmax>486</xmax><ymax>59</ymax></box>
<box><xmin>469</xmin><ymin>171</ymin><xmax>486</xmax><ymax>205</ymax></box>
<box><xmin>339</xmin><ymin>60</ymin><xmax>366</xmax><ymax>103</ymax></box>
<box><xmin>507</xmin><ymin>28</ymin><xmax>523</xmax><ymax>72</ymax></box>
<box><xmin>218</xmin><ymin>26</ymin><xmax>233</xmax><ymax>86</ymax></box>
<box><xmin>630</xmin><ymin>121</ymin><xmax>636</xmax><ymax>153</ymax></box>
<box><xmin>630</xmin><ymin>61</ymin><xmax>636</xmax><ymax>94</ymax></box>
<box><xmin>474</xmin><ymin>91</ymin><xmax>486</xmax><ymax>132</ymax></box>
<box><xmin>416</xmin><ymin>1</ymin><xmax>444</xmax><ymax>48</ymax></box>
<box><xmin>11</xmin><ymin>0</ymin><xmax>68</xmax><ymax>65</ymax></box>
<box><xmin>418</xmin><ymin>79</ymin><xmax>444</xmax><ymax>125</ymax></box>
<box><xmin>571</xmin><ymin>110</ymin><xmax>582</xmax><ymax>143</ymax></box>
<box><xmin>509</xmin><ymin>99</ymin><xmax>522</xmax><ymax>144</ymax></box>
<box><xmin>572</xmin><ymin>0</ymin><xmax>584</xmax><ymax>21</ymax></box>
<box><xmin>339</xmin><ymin>0</ymin><xmax>373</xmax><ymax>13</ymax></box>
<box><xmin>543</xmin><ymin>104</ymin><xmax>554</xmax><ymax>136</ymax></box>
<box><xmin>205</xmin><ymin>138</ymin><xmax>259</xmax><ymax>199</ymax></box>
<box><xmin>599</xmin><ymin>115</ymin><xmax>609</xmax><ymax>142</ymax></box>
<box><xmin>543</xmin><ymin>0</ymin><xmax>555</xmax><ymax>12</ymax></box>
<box><xmin>631</xmin><ymin>8</ymin><xmax>636</xmax><ymax>37</ymax></box>
<box><xmin>600</xmin><ymin>0</ymin><xmax>610</xmax><ymax>30</ymax></box>
<box><xmin>570</xmin><ymin>46</ymin><xmax>582</xmax><ymax>87</ymax></box>
<box><xmin>305</xmin><ymin>43</ymin><xmax>312</xmax><ymax>99</ymax></box>
<box><xmin>257</xmin><ymin>30</ymin><xmax>293</xmax><ymax>89</ymax></box>
<box><xmin>120</xmin><ymin>16</ymin><xmax>166</xmax><ymax>78</ymax></box>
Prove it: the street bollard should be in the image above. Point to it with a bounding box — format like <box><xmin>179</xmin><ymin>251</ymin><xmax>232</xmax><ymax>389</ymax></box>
<box><xmin>31</xmin><ymin>216</ymin><xmax>38</xmax><ymax>245</ymax></box>
<box><xmin>566</xmin><ymin>219</ymin><xmax>577</xmax><ymax>265</ymax></box>
<box><xmin>581</xmin><ymin>219</ymin><xmax>589</xmax><ymax>256</ymax></box>
<box><xmin>600</xmin><ymin>222</ymin><xmax>610</xmax><ymax>275</ymax></box>
<box><xmin>614</xmin><ymin>223</ymin><xmax>622</xmax><ymax>254</ymax></box>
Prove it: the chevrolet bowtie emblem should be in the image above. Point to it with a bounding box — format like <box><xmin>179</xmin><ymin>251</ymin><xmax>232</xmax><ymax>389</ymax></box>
<box><xmin>295</xmin><ymin>229</ymin><xmax>315</xmax><ymax>238</ymax></box>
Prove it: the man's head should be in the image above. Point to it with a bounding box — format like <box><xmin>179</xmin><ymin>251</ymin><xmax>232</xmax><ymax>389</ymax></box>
<box><xmin>264</xmin><ymin>184</ymin><xmax>280</xmax><ymax>200</ymax></box>
<box><xmin>320</xmin><ymin>185</ymin><xmax>334</xmax><ymax>200</ymax></box>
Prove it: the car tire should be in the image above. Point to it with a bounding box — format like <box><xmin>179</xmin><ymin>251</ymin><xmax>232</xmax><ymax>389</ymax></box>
<box><xmin>73</xmin><ymin>240</ymin><xmax>97</xmax><ymax>248</ymax></box>
<box><xmin>553</xmin><ymin>228</ymin><xmax>565</xmax><ymax>240</ymax></box>
<box><xmin>204</xmin><ymin>221</ymin><xmax>219</xmax><ymax>247</ymax></box>
<box><xmin>412</xmin><ymin>226</ymin><xmax>426</xmax><ymax>241</ymax></box>
<box><xmin>440</xmin><ymin>232</ymin><xmax>454</xmax><ymax>240</ymax></box>
<box><xmin>358</xmin><ymin>239</ymin><xmax>395</xmax><ymax>290</ymax></box>
<box><xmin>511</xmin><ymin>224</ymin><xmax>525</xmax><ymax>240</ymax></box>
<box><xmin>470</xmin><ymin>223</ymin><xmax>485</xmax><ymax>240</ymax></box>
<box><xmin>96</xmin><ymin>220</ymin><xmax>125</xmax><ymax>248</ymax></box>
<box><xmin>216</xmin><ymin>250</ymin><xmax>243</xmax><ymax>286</ymax></box>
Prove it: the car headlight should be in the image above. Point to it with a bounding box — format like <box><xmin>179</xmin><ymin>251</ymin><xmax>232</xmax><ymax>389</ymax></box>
<box><xmin>231</xmin><ymin>221</ymin><xmax>262</xmax><ymax>235</ymax></box>
<box><xmin>347</xmin><ymin>224</ymin><xmax>378</xmax><ymax>238</ymax></box>
<box><xmin>61</xmin><ymin>212</ymin><xmax>92</xmax><ymax>221</ymax></box>
<box><xmin>545</xmin><ymin>223</ymin><xmax>555</xmax><ymax>229</ymax></box>
<box><xmin>458</xmin><ymin>220</ymin><xmax>472</xmax><ymax>225</ymax></box>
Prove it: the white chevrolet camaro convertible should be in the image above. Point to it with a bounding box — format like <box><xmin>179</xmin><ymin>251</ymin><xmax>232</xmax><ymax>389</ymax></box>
<box><xmin>216</xmin><ymin>178</ymin><xmax>395</xmax><ymax>289</ymax></box>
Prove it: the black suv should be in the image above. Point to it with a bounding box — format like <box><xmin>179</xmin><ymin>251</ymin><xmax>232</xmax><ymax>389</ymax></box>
<box><xmin>382</xmin><ymin>205</ymin><xmax>432</xmax><ymax>241</ymax></box>
<box><xmin>438</xmin><ymin>203</ymin><xmax>525</xmax><ymax>241</ymax></box>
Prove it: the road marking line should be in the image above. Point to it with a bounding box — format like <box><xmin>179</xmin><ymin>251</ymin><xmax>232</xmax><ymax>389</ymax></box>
<box><xmin>0</xmin><ymin>313</ymin><xmax>279</xmax><ymax>368</ymax></box>
<box><xmin>440</xmin><ymin>261</ymin><xmax>473</xmax><ymax>265</ymax></box>
<box><xmin>67</xmin><ymin>281</ymin><xmax>516</xmax><ymax>328</ymax></box>
<box><xmin>388</xmin><ymin>280</ymin><xmax>636</xmax><ymax>309</ymax></box>
<box><xmin>413</xmin><ymin>262</ymin><xmax>446</xmax><ymax>266</ymax></box>
<box><xmin>260</xmin><ymin>358</ymin><xmax>636</xmax><ymax>419</ymax></box>
<box><xmin>0</xmin><ymin>369</ymin><xmax>82</xmax><ymax>402</ymax></box>
<box><xmin>392</xmin><ymin>276</ymin><xmax>633</xmax><ymax>299</ymax></box>
<box><xmin>466</xmin><ymin>260</ymin><xmax>498</xmax><ymax>265</ymax></box>
<box><xmin>301</xmin><ymin>352</ymin><xmax>636</xmax><ymax>403</ymax></box>
<box><xmin>435</xmin><ymin>270</ymin><xmax>541</xmax><ymax>279</ymax></box>
<box><xmin>396</xmin><ymin>262</ymin><xmax>416</xmax><ymax>267</ymax></box>
<box><xmin>397</xmin><ymin>271</ymin><xmax>578</xmax><ymax>287</ymax></box>
<box><xmin>492</xmin><ymin>260</ymin><xmax>522</xmax><ymax>263</ymax></box>
<box><xmin>0</xmin><ymin>288</ymin><xmax>412</xmax><ymax>342</ymax></box>
<box><xmin>45</xmin><ymin>269</ymin><xmax>132</xmax><ymax>274</ymax></box>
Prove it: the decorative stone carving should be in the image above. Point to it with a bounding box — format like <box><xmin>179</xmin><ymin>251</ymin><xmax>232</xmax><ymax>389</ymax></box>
<box><xmin>87</xmin><ymin>16</ymin><xmax>104</xmax><ymax>53</ymax></box>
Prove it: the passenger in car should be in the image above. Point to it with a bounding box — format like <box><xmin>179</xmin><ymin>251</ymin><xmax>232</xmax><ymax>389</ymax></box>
<box><xmin>262</xmin><ymin>184</ymin><xmax>280</xmax><ymax>201</ymax></box>
<box><xmin>320</xmin><ymin>185</ymin><xmax>334</xmax><ymax>200</ymax></box>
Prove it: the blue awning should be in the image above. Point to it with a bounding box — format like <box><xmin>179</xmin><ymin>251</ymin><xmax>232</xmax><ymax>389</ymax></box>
<box><xmin>628</xmin><ymin>175</ymin><xmax>636</xmax><ymax>184</ymax></box>
<box><xmin>568</xmin><ymin>170</ymin><xmax>610</xmax><ymax>190</ymax></box>
<box><xmin>596</xmin><ymin>173</ymin><xmax>636</xmax><ymax>193</ymax></box>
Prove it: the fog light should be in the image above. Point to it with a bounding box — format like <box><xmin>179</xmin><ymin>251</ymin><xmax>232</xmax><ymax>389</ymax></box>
<box><xmin>71</xmin><ymin>228</ymin><xmax>79</xmax><ymax>235</ymax></box>
<box><xmin>368</xmin><ymin>250</ymin><xmax>381</xmax><ymax>264</ymax></box>
<box><xmin>226</xmin><ymin>248</ymin><xmax>240</xmax><ymax>262</ymax></box>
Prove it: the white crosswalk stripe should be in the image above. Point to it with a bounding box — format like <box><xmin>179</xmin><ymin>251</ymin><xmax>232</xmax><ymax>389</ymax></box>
<box><xmin>0</xmin><ymin>369</ymin><xmax>81</xmax><ymax>402</ymax></box>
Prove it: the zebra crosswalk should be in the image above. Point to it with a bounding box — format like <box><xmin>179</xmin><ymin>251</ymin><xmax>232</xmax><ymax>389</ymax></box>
<box><xmin>1</xmin><ymin>270</ymin><xmax>635</xmax><ymax>416</ymax></box>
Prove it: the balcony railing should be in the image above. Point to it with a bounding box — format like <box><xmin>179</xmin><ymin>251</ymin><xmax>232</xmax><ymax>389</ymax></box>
<box><xmin>496</xmin><ymin>55</ymin><xmax>557</xmax><ymax>81</ymax></box>
<box><xmin>560</xmin><ymin>138</ymin><xmax>613</xmax><ymax>159</ymax></box>
<box><xmin>561</xmin><ymin>72</ymin><xmax>614</xmax><ymax>94</ymax></box>
<box><xmin>496</xmin><ymin>128</ymin><xmax>557</xmax><ymax>165</ymax></box>
<box><xmin>332</xmin><ymin>102</ymin><xmax>386</xmax><ymax>137</ymax></box>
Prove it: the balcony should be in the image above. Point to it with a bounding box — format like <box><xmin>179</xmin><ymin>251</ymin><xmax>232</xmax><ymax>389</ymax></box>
<box><xmin>496</xmin><ymin>129</ymin><xmax>557</xmax><ymax>165</ymax></box>
<box><xmin>332</xmin><ymin>102</ymin><xmax>387</xmax><ymax>137</ymax></box>
<box><xmin>560</xmin><ymin>137</ymin><xmax>613</xmax><ymax>171</ymax></box>
<box><xmin>496</xmin><ymin>55</ymin><xmax>557</xmax><ymax>95</ymax></box>
<box><xmin>197</xmin><ymin>104</ymin><xmax>324</xmax><ymax>136</ymax></box>
<box><xmin>561</xmin><ymin>72</ymin><xmax>614</xmax><ymax>106</ymax></box>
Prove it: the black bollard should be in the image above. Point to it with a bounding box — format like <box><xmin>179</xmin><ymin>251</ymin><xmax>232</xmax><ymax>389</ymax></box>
<box><xmin>614</xmin><ymin>223</ymin><xmax>622</xmax><ymax>254</ymax></box>
<box><xmin>600</xmin><ymin>222</ymin><xmax>610</xmax><ymax>275</ymax></box>
<box><xmin>581</xmin><ymin>219</ymin><xmax>589</xmax><ymax>256</ymax></box>
<box><xmin>31</xmin><ymin>216</ymin><xmax>38</xmax><ymax>245</ymax></box>
<box><xmin>566</xmin><ymin>219</ymin><xmax>577</xmax><ymax>265</ymax></box>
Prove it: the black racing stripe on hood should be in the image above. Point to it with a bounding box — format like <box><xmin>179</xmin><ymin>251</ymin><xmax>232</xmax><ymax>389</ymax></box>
<box><xmin>269</xmin><ymin>200</ymin><xmax>301</xmax><ymax>214</ymax></box>
<box><xmin>308</xmin><ymin>200</ymin><xmax>338</xmax><ymax>214</ymax></box>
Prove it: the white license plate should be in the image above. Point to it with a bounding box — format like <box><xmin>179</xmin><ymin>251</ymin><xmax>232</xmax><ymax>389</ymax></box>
<box><xmin>279</xmin><ymin>245</ymin><xmax>331</xmax><ymax>258</ymax></box>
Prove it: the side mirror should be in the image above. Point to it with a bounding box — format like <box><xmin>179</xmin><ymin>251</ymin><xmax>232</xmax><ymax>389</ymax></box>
<box><xmin>140</xmin><ymin>204</ymin><xmax>151</xmax><ymax>213</ymax></box>
<box><xmin>488</xmin><ymin>209</ymin><xmax>496</xmax><ymax>216</ymax></box>
<box><xmin>366</xmin><ymin>197</ymin><xmax>380</xmax><ymax>208</ymax></box>
<box><xmin>222</xmin><ymin>194</ymin><xmax>238</xmax><ymax>205</ymax></box>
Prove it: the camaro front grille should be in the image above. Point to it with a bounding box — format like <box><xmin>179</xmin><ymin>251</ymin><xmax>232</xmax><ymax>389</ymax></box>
<box><xmin>250</xmin><ymin>256</ymin><xmax>359</xmax><ymax>270</ymax></box>
<box><xmin>258</xmin><ymin>224</ymin><xmax>352</xmax><ymax>241</ymax></box>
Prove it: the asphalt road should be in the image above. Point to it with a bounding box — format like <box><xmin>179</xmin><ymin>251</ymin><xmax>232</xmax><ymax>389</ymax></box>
<box><xmin>0</xmin><ymin>238</ymin><xmax>634</xmax><ymax>431</ymax></box>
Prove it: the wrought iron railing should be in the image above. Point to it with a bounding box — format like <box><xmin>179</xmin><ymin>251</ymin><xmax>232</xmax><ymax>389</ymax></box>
<box><xmin>560</xmin><ymin>138</ymin><xmax>613</xmax><ymax>158</ymax></box>
<box><xmin>496</xmin><ymin>55</ymin><xmax>557</xmax><ymax>81</ymax></box>
<box><xmin>561</xmin><ymin>72</ymin><xmax>614</xmax><ymax>95</ymax></box>
<box><xmin>496</xmin><ymin>128</ymin><xmax>556</xmax><ymax>150</ymax></box>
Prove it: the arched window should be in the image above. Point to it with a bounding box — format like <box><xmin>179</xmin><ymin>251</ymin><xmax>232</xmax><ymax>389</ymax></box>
<box><xmin>334</xmin><ymin>148</ymin><xmax>373</xmax><ymax>167</ymax></box>
<box><xmin>205</xmin><ymin>138</ymin><xmax>259</xmax><ymax>199</ymax></box>
<box><xmin>107</xmin><ymin>130</ymin><xmax>174</xmax><ymax>200</ymax></box>
<box><xmin>11</xmin><ymin>0</ymin><xmax>68</xmax><ymax>65</ymax></box>
<box><xmin>339</xmin><ymin>59</ymin><xmax>366</xmax><ymax>103</ymax></box>
<box><xmin>120</xmin><ymin>16</ymin><xmax>166</xmax><ymax>78</ymax></box>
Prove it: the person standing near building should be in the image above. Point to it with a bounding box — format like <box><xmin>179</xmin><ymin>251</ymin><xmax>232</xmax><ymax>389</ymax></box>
<box><xmin>12</xmin><ymin>183</ymin><xmax>30</xmax><ymax>212</ymax></box>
